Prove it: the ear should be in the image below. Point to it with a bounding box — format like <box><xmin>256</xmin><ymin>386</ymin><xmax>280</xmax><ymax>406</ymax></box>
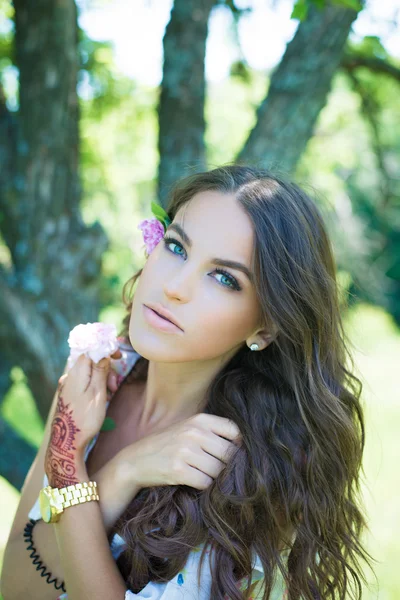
<box><xmin>248</xmin><ymin>324</ymin><xmax>278</xmax><ymax>351</ymax></box>
<box><xmin>255</xmin><ymin>332</ymin><xmax>273</xmax><ymax>351</ymax></box>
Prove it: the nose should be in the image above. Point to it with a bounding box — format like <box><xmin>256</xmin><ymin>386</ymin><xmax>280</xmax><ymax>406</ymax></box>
<box><xmin>163</xmin><ymin>262</ymin><xmax>195</xmax><ymax>302</ymax></box>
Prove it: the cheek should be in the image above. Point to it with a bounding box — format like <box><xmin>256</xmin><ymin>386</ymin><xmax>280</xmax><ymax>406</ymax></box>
<box><xmin>191</xmin><ymin>299</ymin><xmax>257</xmax><ymax>353</ymax></box>
<box><xmin>132</xmin><ymin>248</ymin><xmax>162</xmax><ymax>298</ymax></box>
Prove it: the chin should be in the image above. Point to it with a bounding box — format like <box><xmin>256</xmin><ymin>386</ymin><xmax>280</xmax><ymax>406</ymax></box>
<box><xmin>129</xmin><ymin>330</ymin><xmax>187</xmax><ymax>363</ymax></box>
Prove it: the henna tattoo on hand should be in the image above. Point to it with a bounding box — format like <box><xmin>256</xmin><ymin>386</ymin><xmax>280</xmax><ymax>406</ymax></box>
<box><xmin>45</xmin><ymin>383</ymin><xmax>83</xmax><ymax>488</ymax></box>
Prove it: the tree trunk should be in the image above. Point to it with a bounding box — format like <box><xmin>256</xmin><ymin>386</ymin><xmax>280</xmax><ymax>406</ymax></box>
<box><xmin>237</xmin><ymin>2</ymin><xmax>359</xmax><ymax>174</ymax></box>
<box><xmin>0</xmin><ymin>0</ymin><xmax>109</xmax><ymax>488</ymax></box>
<box><xmin>157</xmin><ymin>0</ymin><xmax>217</xmax><ymax>207</ymax></box>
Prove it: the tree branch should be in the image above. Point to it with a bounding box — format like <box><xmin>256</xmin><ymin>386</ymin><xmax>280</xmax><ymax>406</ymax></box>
<box><xmin>346</xmin><ymin>71</ymin><xmax>393</xmax><ymax>209</ymax></box>
<box><xmin>341</xmin><ymin>54</ymin><xmax>400</xmax><ymax>82</ymax></box>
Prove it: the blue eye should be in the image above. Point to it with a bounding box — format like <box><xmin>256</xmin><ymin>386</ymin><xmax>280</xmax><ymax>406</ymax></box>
<box><xmin>162</xmin><ymin>236</ymin><xmax>241</xmax><ymax>291</ymax></box>
<box><xmin>164</xmin><ymin>237</ymin><xmax>185</xmax><ymax>257</ymax></box>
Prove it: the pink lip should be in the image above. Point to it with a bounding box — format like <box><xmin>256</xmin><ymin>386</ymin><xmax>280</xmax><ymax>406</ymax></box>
<box><xmin>143</xmin><ymin>305</ymin><xmax>183</xmax><ymax>334</ymax></box>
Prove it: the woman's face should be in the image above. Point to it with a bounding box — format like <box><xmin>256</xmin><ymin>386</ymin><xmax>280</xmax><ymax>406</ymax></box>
<box><xmin>129</xmin><ymin>190</ymin><xmax>265</xmax><ymax>362</ymax></box>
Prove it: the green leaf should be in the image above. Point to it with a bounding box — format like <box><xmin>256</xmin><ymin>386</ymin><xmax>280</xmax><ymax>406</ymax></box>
<box><xmin>150</xmin><ymin>200</ymin><xmax>172</xmax><ymax>231</ymax></box>
<box><xmin>151</xmin><ymin>201</ymin><xmax>170</xmax><ymax>223</ymax></box>
<box><xmin>100</xmin><ymin>416</ymin><xmax>116</xmax><ymax>432</ymax></box>
<box><xmin>291</xmin><ymin>0</ymin><xmax>309</xmax><ymax>21</ymax></box>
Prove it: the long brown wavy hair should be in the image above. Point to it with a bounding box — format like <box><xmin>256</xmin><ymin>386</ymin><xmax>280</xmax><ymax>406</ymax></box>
<box><xmin>109</xmin><ymin>165</ymin><xmax>377</xmax><ymax>599</ymax></box>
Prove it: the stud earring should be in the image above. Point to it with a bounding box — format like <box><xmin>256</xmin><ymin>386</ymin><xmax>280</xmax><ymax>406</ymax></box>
<box><xmin>249</xmin><ymin>343</ymin><xmax>259</xmax><ymax>351</ymax></box>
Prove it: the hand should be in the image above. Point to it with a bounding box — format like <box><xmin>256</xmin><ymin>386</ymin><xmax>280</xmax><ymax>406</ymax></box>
<box><xmin>118</xmin><ymin>413</ymin><xmax>243</xmax><ymax>491</ymax></box>
<box><xmin>45</xmin><ymin>350</ymin><xmax>121</xmax><ymax>487</ymax></box>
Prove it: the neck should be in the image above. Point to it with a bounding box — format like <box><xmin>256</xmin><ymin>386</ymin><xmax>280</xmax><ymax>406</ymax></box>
<box><xmin>135</xmin><ymin>352</ymin><xmax>234</xmax><ymax>433</ymax></box>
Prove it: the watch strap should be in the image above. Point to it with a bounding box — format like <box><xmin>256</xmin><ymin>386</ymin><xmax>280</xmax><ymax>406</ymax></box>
<box><xmin>54</xmin><ymin>481</ymin><xmax>99</xmax><ymax>509</ymax></box>
<box><xmin>43</xmin><ymin>481</ymin><xmax>99</xmax><ymax>522</ymax></box>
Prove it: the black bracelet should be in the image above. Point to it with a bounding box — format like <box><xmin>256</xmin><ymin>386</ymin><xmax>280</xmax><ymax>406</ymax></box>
<box><xmin>23</xmin><ymin>518</ymin><xmax>66</xmax><ymax>593</ymax></box>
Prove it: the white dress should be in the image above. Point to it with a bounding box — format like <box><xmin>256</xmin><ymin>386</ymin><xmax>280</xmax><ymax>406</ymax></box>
<box><xmin>28</xmin><ymin>336</ymin><xmax>284</xmax><ymax>599</ymax></box>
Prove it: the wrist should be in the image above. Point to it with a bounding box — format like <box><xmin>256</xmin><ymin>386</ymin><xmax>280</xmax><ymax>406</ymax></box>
<box><xmin>114</xmin><ymin>447</ymin><xmax>143</xmax><ymax>492</ymax></box>
<box><xmin>47</xmin><ymin>460</ymin><xmax>90</xmax><ymax>489</ymax></box>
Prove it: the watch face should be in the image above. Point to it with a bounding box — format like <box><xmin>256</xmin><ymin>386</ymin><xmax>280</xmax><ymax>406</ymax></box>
<box><xmin>39</xmin><ymin>488</ymin><xmax>52</xmax><ymax>523</ymax></box>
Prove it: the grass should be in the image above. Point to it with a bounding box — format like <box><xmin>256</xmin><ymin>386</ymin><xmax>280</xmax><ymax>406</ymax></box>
<box><xmin>0</xmin><ymin>302</ymin><xmax>398</xmax><ymax>598</ymax></box>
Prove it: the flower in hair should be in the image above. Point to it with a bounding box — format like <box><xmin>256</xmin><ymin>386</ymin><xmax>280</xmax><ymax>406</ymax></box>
<box><xmin>138</xmin><ymin>201</ymin><xmax>171</xmax><ymax>256</ymax></box>
<box><xmin>138</xmin><ymin>218</ymin><xmax>165</xmax><ymax>255</ymax></box>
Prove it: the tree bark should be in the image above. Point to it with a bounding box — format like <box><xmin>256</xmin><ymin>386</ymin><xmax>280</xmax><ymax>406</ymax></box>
<box><xmin>237</xmin><ymin>2</ymin><xmax>360</xmax><ymax>174</ymax></box>
<box><xmin>157</xmin><ymin>0</ymin><xmax>217</xmax><ymax>207</ymax></box>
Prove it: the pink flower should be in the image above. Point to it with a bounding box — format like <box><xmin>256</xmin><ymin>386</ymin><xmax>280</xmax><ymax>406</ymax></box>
<box><xmin>138</xmin><ymin>217</ymin><xmax>165</xmax><ymax>255</ymax></box>
<box><xmin>67</xmin><ymin>322</ymin><xmax>119</xmax><ymax>370</ymax></box>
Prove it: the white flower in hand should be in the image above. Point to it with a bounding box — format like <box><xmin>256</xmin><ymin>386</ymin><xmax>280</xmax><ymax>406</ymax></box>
<box><xmin>67</xmin><ymin>322</ymin><xmax>119</xmax><ymax>371</ymax></box>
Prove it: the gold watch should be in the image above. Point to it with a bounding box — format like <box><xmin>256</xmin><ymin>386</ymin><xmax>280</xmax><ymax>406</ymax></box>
<box><xmin>39</xmin><ymin>481</ymin><xmax>99</xmax><ymax>523</ymax></box>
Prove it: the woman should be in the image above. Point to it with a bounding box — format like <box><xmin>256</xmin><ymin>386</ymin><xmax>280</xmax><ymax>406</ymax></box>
<box><xmin>7</xmin><ymin>165</ymin><xmax>375</xmax><ymax>600</ymax></box>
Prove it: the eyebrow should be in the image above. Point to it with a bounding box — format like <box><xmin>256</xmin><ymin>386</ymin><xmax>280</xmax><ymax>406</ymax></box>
<box><xmin>166</xmin><ymin>223</ymin><xmax>254</xmax><ymax>284</ymax></box>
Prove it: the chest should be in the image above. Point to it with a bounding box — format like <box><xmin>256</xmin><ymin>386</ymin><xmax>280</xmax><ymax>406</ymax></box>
<box><xmin>85</xmin><ymin>379</ymin><xmax>146</xmax><ymax>477</ymax></box>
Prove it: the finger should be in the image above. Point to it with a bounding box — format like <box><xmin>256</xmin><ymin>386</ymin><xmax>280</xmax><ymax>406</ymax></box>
<box><xmin>93</xmin><ymin>356</ymin><xmax>111</xmax><ymax>372</ymax></box>
<box><xmin>107</xmin><ymin>370</ymin><xmax>118</xmax><ymax>391</ymax></box>
<box><xmin>57</xmin><ymin>373</ymin><xmax>68</xmax><ymax>395</ymax></box>
<box><xmin>58</xmin><ymin>373</ymin><xmax>68</xmax><ymax>385</ymax></box>
<box><xmin>186</xmin><ymin>448</ymin><xmax>224</xmax><ymax>479</ymax></box>
<box><xmin>89</xmin><ymin>357</ymin><xmax>111</xmax><ymax>393</ymax></box>
<box><xmin>111</xmin><ymin>349</ymin><xmax>122</xmax><ymax>359</ymax></box>
<box><xmin>184</xmin><ymin>464</ymin><xmax>214</xmax><ymax>490</ymax></box>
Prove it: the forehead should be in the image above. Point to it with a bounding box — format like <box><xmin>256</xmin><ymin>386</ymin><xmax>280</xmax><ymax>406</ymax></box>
<box><xmin>174</xmin><ymin>191</ymin><xmax>255</xmax><ymax>258</ymax></box>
